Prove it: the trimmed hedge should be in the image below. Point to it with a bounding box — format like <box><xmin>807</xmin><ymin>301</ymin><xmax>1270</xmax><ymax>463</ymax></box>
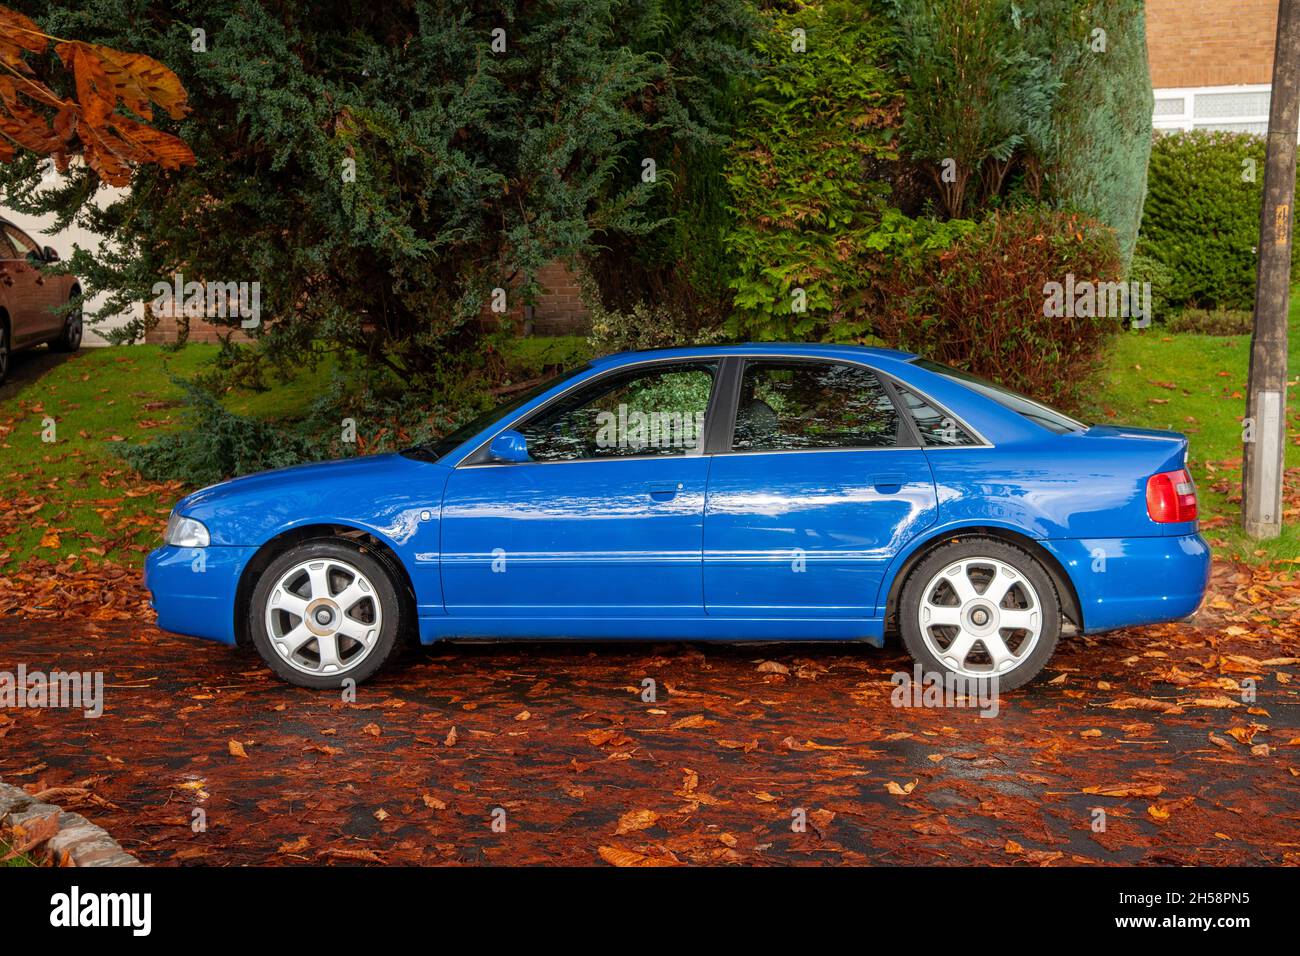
<box><xmin>1137</xmin><ymin>130</ymin><xmax>1288</xmax><ymax>311</ymax></box>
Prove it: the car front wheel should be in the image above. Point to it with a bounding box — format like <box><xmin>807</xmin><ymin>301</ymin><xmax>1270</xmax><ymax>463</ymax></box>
<box><xmin>899</xmin><ymin>538</ymin><xmax>1061</xmax><ymax>692</ymax></box>
<box><xmin>249</xmin><ymin>539</ymin><xmax>403</xmax><ymax>688</ymax></box>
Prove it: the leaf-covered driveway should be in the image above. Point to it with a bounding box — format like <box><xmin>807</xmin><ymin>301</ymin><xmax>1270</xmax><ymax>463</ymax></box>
<box><xmin>1</xmin><ymin>561</ymin><xmax>1297</xmax><ymax>866</ymax></box>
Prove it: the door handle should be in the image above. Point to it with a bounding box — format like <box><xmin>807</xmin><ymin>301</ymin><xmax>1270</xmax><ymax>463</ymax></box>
<box><xmin>873</xmin><ymin>473</ymin><xmax>906</xmax><ymax>493</ymax></box>
<box><xmin>647</xmin><ymin>482</ymin><xmax>683</xmax><ymax>501</ymax></box>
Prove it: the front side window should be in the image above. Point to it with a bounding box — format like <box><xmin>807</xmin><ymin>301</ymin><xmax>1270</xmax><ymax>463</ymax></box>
<box><xmin>405</xmin><ymin>365</ymin><xmax>590</xmax><ymax>463</ymax></box>
<box><xmin>732</xmin><ymin>360</ymin><xmax>902</xmax><ymax>452</ymax></box>
<box><xmin>894</xmin><ymin>386</ymin><xmax>982</xmax><ymax>447</ymax></box>
<box><xmin>3</xmin><ymin>225</ymin><xmax>38</xmax><ymax>258</ymax></box>
<box><xmin>518</xmin><ymin>361</ymin><xmax>718</xmax><ymax>462</ymax></box>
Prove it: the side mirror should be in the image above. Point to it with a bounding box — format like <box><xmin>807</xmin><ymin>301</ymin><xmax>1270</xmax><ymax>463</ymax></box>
<box><xmin>42</xmin><ymin>246</ymin><xmax>59</xmax><ymax>263</ymax></box>
<box><xmin>488</xmin><ymin>429</ymin><xmax>530</xmax><ymax>463</ymax></box>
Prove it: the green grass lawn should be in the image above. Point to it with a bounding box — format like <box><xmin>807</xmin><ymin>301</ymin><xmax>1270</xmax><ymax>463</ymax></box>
<box><xmin>0</xmin><ymin>838</ymin><xmax>35</xmax><ymax>866</ymax></box>
<box><xmin>1077</xmin><ymin>298</ymin><xmax>1300</xmax><ymax>563</ymax></box>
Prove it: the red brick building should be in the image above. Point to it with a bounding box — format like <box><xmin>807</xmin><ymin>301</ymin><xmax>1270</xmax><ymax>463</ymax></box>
<box><xmin>1147</xmin><ymin>0</ymin><xmax>1279</xmax><ymax>134</ymax></box>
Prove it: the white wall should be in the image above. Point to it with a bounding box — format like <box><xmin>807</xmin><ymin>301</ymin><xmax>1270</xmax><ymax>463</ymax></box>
<box><xmin>2</xmin><ymin>187</ymin><xmax>141</xmax><ymax>346</ymax></box>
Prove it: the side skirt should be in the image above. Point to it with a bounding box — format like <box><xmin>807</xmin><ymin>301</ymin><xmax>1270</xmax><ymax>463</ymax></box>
<box><xmin>417</xmin><ymin>614</ymin><xmax>886</xmax><ymax>646</ymax></box>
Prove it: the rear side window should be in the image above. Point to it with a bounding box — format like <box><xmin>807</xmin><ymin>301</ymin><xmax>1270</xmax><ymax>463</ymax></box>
<box><xmin>893</xmin><ymin>386</ymin><xmax>981</xmax><ymax>446</ymax></box>
<box><xmin>913</xmin><ymin>359</ymin><xmax>1085</xmax><ymax>434</ymax></box>
<box><xmin>732</xmin><ymin>360</ymin><xmax>903</xmax><ymax>451</ymax></box>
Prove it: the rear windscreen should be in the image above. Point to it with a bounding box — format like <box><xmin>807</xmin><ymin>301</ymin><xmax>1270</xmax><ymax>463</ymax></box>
<box><xmin>912</xmin><ymin>359</ymin><xmax>1085</xmax><ymax>435</ymax></box>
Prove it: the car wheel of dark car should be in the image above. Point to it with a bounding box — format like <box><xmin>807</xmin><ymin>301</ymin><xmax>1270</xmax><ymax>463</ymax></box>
<box><xmin>50</xmin><ymin>305</ymin><xmax>82</xmax><ymax>353</ymax></box>
<box><xmin>899</xmin><ymin>537</ymin><xmax>1061</xmax><ymax>693</ymax></box>
<box><xmin>249</xmin><ymin>539</ymin><xmax>403</xmax><ymax>689</ymax></box>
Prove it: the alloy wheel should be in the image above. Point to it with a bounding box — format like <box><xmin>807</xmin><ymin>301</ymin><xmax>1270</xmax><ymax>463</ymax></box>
<box><xmin>917</xmin><ymin>557</ymin><xmax>1043</xmax><ymax>678</ymax></box>
<box><xmin>264</xmin><ymin>557</ymin><xmax>383</xmax><ymax>677</ymax></box>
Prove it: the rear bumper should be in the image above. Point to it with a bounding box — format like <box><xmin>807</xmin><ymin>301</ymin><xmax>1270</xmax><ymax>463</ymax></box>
<box><xmin>1041</xmin><ymin>533</ymin><xmax>1211</xmax><ymax>633</ymax></box>
<box><xmin>144</xmin><ymin>545</ymin><xmax>257</xmax><ymax>646</ymax></box>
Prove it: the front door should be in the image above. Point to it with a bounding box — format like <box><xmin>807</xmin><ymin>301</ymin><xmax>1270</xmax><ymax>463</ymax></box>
<box><xmin>0</xmin><ymin>226</ymin><xmax>47</xmax><ymax>345</ymax></box>
<box><xmin>440</xmin><ymin>359</ymin><xmax>721</xmax><ymax>618</ymax></box>
<box><xmin>703</xmin><ymin>358</ymin><xmax>938</xmax><ymax>617</ymax></box>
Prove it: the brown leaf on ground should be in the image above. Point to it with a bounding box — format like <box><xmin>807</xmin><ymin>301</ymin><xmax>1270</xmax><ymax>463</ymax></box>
<box><xmin>614</xmin><ymin>809</ymin><xmax>659</xmax><ymax>835</ymax></box>
<box><xmin>598</xmin><ymin>845</ymin><xmax>678</xmax><ymax>867</ymax></box>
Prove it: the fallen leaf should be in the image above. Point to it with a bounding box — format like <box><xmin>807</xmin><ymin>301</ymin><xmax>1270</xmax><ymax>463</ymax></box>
<box><xmin>598</xmin><ymin>845</ymin><xmax>678</xmax><ymax>867</ymax></box>
<box><xmin>614</xmin><ymin>809</ymin><xmax>659</xmax><ymax>835</ymax></box>
<box><xmin>1083</xmin><ymin>783</ymin><xmax>1164</xmax><ymax>798</ymax></box>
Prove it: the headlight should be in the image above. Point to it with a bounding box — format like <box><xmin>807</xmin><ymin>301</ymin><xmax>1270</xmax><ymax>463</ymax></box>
<box><xmin>165</xmin><ymin>512</ymin><xmax>210</xmax><ymax>548</ymax></box>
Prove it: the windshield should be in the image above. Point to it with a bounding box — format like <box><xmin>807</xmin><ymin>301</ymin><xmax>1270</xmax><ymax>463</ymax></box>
<box><xmin>403</xmin><ymin>364</ymin><xmax>590</xmax><ymax>462</ymax></box>
<box><xmin>912</xmin><ymin>359</ymin><xmax>1086</xmax><ymax>435</ymax></box>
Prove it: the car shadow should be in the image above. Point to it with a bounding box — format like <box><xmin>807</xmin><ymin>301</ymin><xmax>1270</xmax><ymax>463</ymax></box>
<box><xmin>0</xmin><ymin>344</ymin><xmax>81</xmax><ymax>402</ymax></box>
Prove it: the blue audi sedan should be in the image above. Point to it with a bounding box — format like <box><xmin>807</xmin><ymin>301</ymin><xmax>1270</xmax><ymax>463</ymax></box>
<box><xmin>145</xmin><ymin>345</ymin><xmax>1210</xmax><ymax>690</ymax></box>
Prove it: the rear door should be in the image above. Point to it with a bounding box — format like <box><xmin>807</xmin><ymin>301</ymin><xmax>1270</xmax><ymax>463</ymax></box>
<box><xmin>703</xmin><ymin>357</ymin><xmax>938</xmax><ymax>617</ymax></box>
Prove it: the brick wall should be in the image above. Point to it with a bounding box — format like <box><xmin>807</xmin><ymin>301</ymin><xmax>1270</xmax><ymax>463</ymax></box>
<box><xmin>1147</xmin><ymin>0</ymin><xmax>1278</xmax><ymax>89</ymax></box>
<box><xmin>477</xmin><ymin>259</ymin><xmax>592</xmax><ymax>336</ymax></box>
<box><xmin>144</xmin><ymin>311</ymin><xmax>252</xmax><ymax>344</ymax></box>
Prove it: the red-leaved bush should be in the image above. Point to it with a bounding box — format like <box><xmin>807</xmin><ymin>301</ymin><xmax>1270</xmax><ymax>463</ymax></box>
<box><xmin>873</xmin><ymin>208</ymin><xmax>1124</xmax><ymax>409</ymax></box>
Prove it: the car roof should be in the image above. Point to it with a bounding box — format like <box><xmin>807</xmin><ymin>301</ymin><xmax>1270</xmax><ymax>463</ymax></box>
<box><xmin>588</xmin><ymin>343</ymin><xmax>917</xmax><ymax>368</ymax></box>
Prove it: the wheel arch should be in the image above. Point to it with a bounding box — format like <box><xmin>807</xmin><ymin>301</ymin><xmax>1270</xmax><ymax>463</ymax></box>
<box><xmin>233</xmin><ymin>522</ymin><xmax>418</xmax><ymax>647</ymax></box>
<box><xmin>882</xmin><ymin>524</ymin><xmax>1084</xmax><ymax>635</ymax></box>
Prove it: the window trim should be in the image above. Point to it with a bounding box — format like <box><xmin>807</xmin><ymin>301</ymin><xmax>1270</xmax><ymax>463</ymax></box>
<box><xmin>457</xmin><ymin>356</ymin><xmax>724</xmax><ymax>468</ymax></box>
<box><xmin>453</xmin><ymin>351</ymin><xmax>995</xmax><ymax>468</ymax></box>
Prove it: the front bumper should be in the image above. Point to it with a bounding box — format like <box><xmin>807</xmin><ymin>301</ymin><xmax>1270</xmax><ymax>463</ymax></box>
<box><xmin>144</xmin><ymin>545</ymin><xmax>258</xmax><ymax>645</ymax></box>
<box><xmin>1041</xmin><ymin>533</ymin><xmax>1211</xmax><ymax>633</ymax></box>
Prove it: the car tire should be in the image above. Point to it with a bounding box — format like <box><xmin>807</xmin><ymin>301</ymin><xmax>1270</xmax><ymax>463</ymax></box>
<box><xmin>49</xmin><ymin>305</ymin><xmax>82</xmax><ymax>353</ymax></box>
<box><xmin>0</xmin><ymin>322</ymin><xmax>8</xmax><ymax>385</ymax></box>
<box><xmin>249</xmin><ymin>539</ymin><xmax>403</xmax><ymax>689</ymax></box>
<box><xmin>898</xmin><ymin>537</ymin><xmax>1061</xmax><ymax>693</ymax></box>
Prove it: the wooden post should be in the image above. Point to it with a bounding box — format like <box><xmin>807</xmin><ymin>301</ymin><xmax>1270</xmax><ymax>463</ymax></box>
<box><xmin>1244</xmin><ymin>0</ymin><xmax>1300</xmax><ymax>539</ymax></box>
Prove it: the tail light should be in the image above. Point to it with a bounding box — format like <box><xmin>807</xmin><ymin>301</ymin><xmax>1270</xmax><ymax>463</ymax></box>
<box><xmin>1146</xmin><ymin>468</ymin><xmax>1198</xmax><ymax>523</ymax></box>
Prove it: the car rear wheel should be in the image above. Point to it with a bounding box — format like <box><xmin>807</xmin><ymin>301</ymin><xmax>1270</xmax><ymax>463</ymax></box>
<box><xmin>50</xmin><ymin>305</ymin><xmax>82</xmax><ymax>353</ymax></box>
<box><xmin>899</xmin><ymin>538</ymin><xmax>1061</xmax><ymax>692</ymax></box>
<box><xmin>249</xmin><ymin>539</ymin><xmax>403</xmax><ymax>688</ymax></box>
<box><xmin>0</xmin><ymin>323</ymin><xmax>8</xmax><ymax>385</ymax></box>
